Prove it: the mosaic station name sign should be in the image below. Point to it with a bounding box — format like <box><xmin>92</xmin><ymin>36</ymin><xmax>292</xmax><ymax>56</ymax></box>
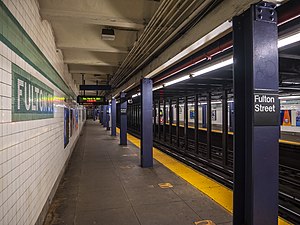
<box><xmin>12</xmin><ymin>64</ymin><xmax>54</xmax><ymax>121</ymax></box>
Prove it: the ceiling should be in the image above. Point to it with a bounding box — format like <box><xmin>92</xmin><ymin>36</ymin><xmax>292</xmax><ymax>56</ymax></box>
<box><xmin>38</xmin><ymin>0</ymin><xmax>160</xmax><ymax>95</ymax></box>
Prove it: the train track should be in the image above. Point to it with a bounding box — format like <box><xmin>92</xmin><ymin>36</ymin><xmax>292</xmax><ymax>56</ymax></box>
<box><xmin>127</xmin><ymin>127</ymin><xmax>300</xmax><ymax>224</ymax></box>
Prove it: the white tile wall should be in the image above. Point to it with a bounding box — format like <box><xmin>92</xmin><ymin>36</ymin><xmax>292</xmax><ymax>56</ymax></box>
<box><xmin>0</xmin><ymin>1</ymin><xmax>85</xmax><ymax>225</ymax></box>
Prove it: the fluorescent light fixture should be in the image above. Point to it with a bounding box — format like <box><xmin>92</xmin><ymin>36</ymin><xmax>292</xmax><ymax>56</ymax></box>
<box><xmin>192</xmin><ymin>57</ymin><xmax>233</xmax><ymax>77</ymax></box>
<box><xmin>153</xmin><ymin>85</ymin><xmax>164</xmax><ymax>91</ymax></box>
<box><xmin>278</xmin><ymin>31</ymin><xmax>300</xmax><ymax>48</ymax></box>
<box><xmin>144</xmin><ymin>21</ymin><xmax>232</xmax><ymax>79</ymax></box>
<box><xmin>282</xmin><ymin>81</ymin><xmax>300</xmax><ymax>85</ymax></box>
<box><xmin>122</xmin><ymin>82</ymin><xmax>135</xmax><ymax>92</ymax></box>
<box><xmin>164</xmin><ymin>75</ymin><xmax>190</xmax><ymax>87</ymax></box>
<box><xmin>132</xmin><ymin>92</ymin><xmax>141</xmax><ymax>98</ymax></box>
<box><xmin>279</xmin><ymin>95</ymin><xmax>300</xmax><ymax>100</ymax></box>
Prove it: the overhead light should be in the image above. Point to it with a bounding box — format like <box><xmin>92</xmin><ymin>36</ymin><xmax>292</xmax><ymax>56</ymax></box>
<box><xmin>122</xmin><ymin>82</ymin><xmax>135</xmax><ymax>92</ymax></box>
<box><xmin>192</xmin><ymin>57</ymin><xmax>233</xmax><ymax>77</ymax></box>
<box><xmin>164</xmin><ymin>75</ymin><xmax>190</xmax><ymax>87</ymax></box>
<box><xmin>132</xmin><ymin>93</ymin><xmax>141</xmax><ymax>98</ymax></box>
<box><xmin>282</xmin><ymin>81</ymin><xmax>300</xmax><ymax>85</ymax></box>
<box><xmin>279</xmin><ymin>95</ymin><xmax>300</xmax><ymax>100</ymax></box>
<box><xmin>102</xmin><ymin>28</ymin><xmax>115</xmax><ymax>41</ymax></box>
<box><xmin>278</xmin><ymin>31</ymin><xmax>300</xmax><ymax>48</ymax></box>
<box><xmin>153</xmin><ymin>85</ymin><xmax>164</xmax><ymax>91</ymax></box>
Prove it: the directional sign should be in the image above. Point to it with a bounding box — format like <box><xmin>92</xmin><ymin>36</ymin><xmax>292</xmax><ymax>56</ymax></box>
<box><xmin>77</xmin><ymin>95</ymin><xmax>107</xmax><ymax>105</ymax></box>
<box><xmin>79</xmin><ymin>85</ymin><xmax>111</xmax><ymax>90</ymax></box>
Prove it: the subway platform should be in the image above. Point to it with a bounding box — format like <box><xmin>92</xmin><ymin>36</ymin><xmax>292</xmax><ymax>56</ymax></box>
<box><xmin>43</xmin><ymin>121</ymin><xmax>232</xmax><ymax>225</ymax></box>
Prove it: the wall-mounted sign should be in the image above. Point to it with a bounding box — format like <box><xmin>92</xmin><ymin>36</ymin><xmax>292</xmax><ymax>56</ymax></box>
<box><xmin>121</xmin><ymin>108</ymin><xmax>127</xmax><ymax>114</ymax></box>
<box><xmin>296</xmin><ymin>111</ymin><xmax>300</xmax><ymax>127</ymax></box>
<box><xmin>12</xmin><ymin>64</ymin><xmax>54</xmax><ymax>121</ymax></box>
<box><xmin>253</xmin><ymin>91</ymin><xmax>279</xmax><ymax>126</ymax></box>
<box><xmin>211</xmin><ymin>110</ymin><xmax>217</xmax><ymax>121</ymax></box>
<box><xmin>77</xmin><ymin>95</ymin><xmax>106</xmax><ymax>105</ymax></box>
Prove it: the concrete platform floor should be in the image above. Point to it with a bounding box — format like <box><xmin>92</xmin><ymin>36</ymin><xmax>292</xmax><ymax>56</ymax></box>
<box><xmin>43</xmin><ymin>120</ymin><xmax>232</xmax><ymax>225</ymax></box>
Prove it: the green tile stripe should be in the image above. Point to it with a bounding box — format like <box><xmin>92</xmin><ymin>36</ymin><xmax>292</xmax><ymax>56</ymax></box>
<box><xmin>0</xmin><ymin>1</ymin><xmax>76</xmax><ymax>99</ymax></box>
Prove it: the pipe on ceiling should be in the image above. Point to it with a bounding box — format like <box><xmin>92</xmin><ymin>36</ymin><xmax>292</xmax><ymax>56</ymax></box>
<box><xmin>111</xmin><ymin>0</ymin><xmax>216</xmax><ymax>88</ymax></box>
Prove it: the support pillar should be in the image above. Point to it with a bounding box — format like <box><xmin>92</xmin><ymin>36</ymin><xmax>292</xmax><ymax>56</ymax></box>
<box><xmin>184</xmin><ymin>96</ymin><xmax>188</xmax><ymax>153</ymax></box>
<box><xmin>194</xmin><ymin>95</ymin><xmax>199</xmax><ymax>154</ymax></box>
<box><xmin>120</xmin><ymin>92</ymin><xmax>127</xmax><ymax>145</ymax></box>
<box><xmin>106</xmin><ymin>105</ymin><xmax>110</xmax><ymax>130</ymax></box>
<box><xmin>222</xmin><ymin>90</ymin><xmax>228</xmax><ymax>166</ymax></box>
<box><xmin>100</xmin><ymin>105</ymin><xmax>103</xmax><ymax>124</ymax></box>
<box><xmin>158</xmin><ymin>99</ymin><xmax>161</xmax><ymax>140</ymax></box>
<box><xmin>111</xmin><ymin>99</ymin><xmax>116</xmax><ymax>136</ymax></box>
<box><xmin>206</xmin><ymin>93</ymin><xmax>211</xmax><ymax>159</ymax></box>
<box><xmin>176</xmin><ymin>98</ymin><xmax>180</xmax><ymax>147</ymax></box>
<box><xmin>229</xmin><ymin>102</ymin><xmax>234</xmax><ymax>132</ymax></box>
<box><xmin>169</xmin><ymin>99</ymin><xmax>173</xmax><ymax>144</ymax></box>
<box><xmin>202</xmin><ymin>104</ymin><xmax>207</xmax><ymax>128</ymax></box>
<box><xmin>233</xmin><ymin>2</ymin><xmax>279</xmax><ymax>224</ymax></box>
<box><xmin>140</xmin><ymin>78</ymin><xmax>153</xmax><ymax>168</ymax></box>
<box><xmin>163</xmin><ymin>99</ymin><xmax>166</xmax><ymax>141</ymax></box>
<box><xmin>103</xmin><ymin>105</ymin><xmax>107</xmax><ymax>127</ymax></box>
<box><xmin>153</xmin><ymin>102</ymin><xmax>157</xmax><ymax>138</ymax></box>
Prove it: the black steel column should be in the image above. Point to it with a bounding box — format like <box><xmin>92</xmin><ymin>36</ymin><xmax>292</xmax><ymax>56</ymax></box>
<box><xmin>184</xmin><ymin>96</ymin><xmax>188</xmax><ymax>153</ymax></box>
<box><xmin>153</xmin><ymin>101</ymin><xmax>157</xmax><ymax>138</ymax></box>
<box><xmin>158</xmin><ymin>99</ymin><xmax>161</xmax><ymax>140</ymax></box>
<box><xmin>163</xmin><ymin>99</ymin><xmax>166</xmax><ymax>141</ymax></box>
<box><xmin>176</xmin><ymin>98</ymin><xmax>180</xmax><ymax>147</ymax></box>
<box><xmin>120</xmin><ymin>92</ymin><xmax>127</xmax><ymax>145</ymax></box>
<box><xmin>111</xmin><ymin>99</ymin><xmax>116</xmax><ymax>136</ymax></box>
<box><xmin>169</xmin><ymin>99</ymin><xmax>173</xmax><ymax>144</ymax></box>
<box><xmin>233</xmin><ymin>2</ymin><xmax>279</xmax><ymax>225</ymax></box>
<box><xmin>222</xmin><ymin>90</ymin><xmax>228</xmax><ymax>166</ymax></box>
<box><xmin>140</xmin><ymin>78</ymin><xmax>153</xmax><ymax>168</ymax></box>
<box><xmin>194</xmin><ymin>95</ymin><xmax>199</xmax><ymax>154</ymax></box>
<box><xmin>206</xmin><ymin>93</ymin><xmax>211</xmax><ymax>159</ymax></box>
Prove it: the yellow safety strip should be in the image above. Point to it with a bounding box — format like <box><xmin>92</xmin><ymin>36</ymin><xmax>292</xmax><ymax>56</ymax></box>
<box><xmin>115</xmin><ymin>128</ymin><xmax>292</xmax><ymax>224</ymax></box>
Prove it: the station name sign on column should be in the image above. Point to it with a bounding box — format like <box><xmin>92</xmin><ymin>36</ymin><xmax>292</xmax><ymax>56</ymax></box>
<box><xmin>253</xmin><ymin>91</ymin><xmax>279</xmax><ymax>126</ymax></box>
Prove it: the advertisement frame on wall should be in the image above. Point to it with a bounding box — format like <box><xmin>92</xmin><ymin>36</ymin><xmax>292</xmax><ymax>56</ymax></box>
<box><xmin>296</xmin><ymin>110</ymin><xmax>300</xmax><ymax>127</ymax></box>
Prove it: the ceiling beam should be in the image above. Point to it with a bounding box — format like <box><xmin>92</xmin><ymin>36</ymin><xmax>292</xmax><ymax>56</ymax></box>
<box><xmin>40</xmin><ymin>9</ymin><xmax>145</xmax><ymax>30</ymax></box>
<box><xmin>58</xmin><ymin>45</ymin><xmax>129</xmax><ymax>54</ymax></box>
<box><xmin>65</xmin><ymin>60</ymin><xmax>119</xmax><ymax>67</ymax></box>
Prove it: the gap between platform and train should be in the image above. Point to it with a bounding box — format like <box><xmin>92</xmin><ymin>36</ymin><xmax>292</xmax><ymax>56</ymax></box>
<box><xmin>115</xmin><ymin>128</ymin><xmax>292</xmax><ymax>225</ymax></box>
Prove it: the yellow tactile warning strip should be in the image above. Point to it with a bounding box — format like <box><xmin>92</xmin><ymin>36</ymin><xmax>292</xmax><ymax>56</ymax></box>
<box><xmin>116</xmin><ymin>128</ymin><xmax>292</xmax><ymax>225</ymax></box>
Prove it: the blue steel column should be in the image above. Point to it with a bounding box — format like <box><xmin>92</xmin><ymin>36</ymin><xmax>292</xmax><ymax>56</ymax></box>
<box><xmin>229</xmin><ymin>102</ymin><xmax>234</xmax><ymax>132</ymax></box>
<box><xmin>103</xmin><ymin>105</ymin><xmax>107</xmax><ymax>127</ymax></box>
<box><xmin>202</xmin><ymin>104</ymin><xmax>207</xmax><ymax>128</ymax></box>
<box><xmin>111</xmin><ymin>99</ymin><xmax>116</xmax><ymax>136</ymax></box>
<box><xmin>120</xmin><ymin>92</ymin><xmax>127</xmax><ymax>145</ymax></box>
<box><xmin>233</xmin><ymin>2</ymin><xmax>279</xmax><ymax>225</ymax></box>
<box><xmin>140</xmin><ymin>78</ymin><xmax>153</xmax><ymax>168</ymax></box>
<box><xmin>100</xmin><ymin>105</ymin><xmax>103</xmax><ymax>124</ymax></box>
<box><xmin>106</xmin><ymin>105</ymin><xmax>110</xmax><ymax>130</ymax></box>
